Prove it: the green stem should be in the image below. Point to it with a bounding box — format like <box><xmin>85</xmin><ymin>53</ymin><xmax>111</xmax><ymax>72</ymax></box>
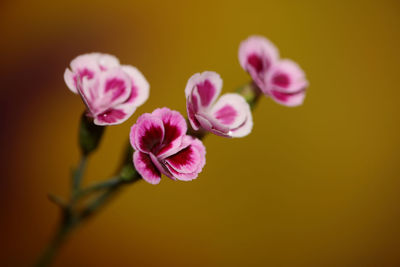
<box><xmin>77</xmin><ymin>170</ymin><xmax>141</xmax><ymax>223</ymax></box>
<box><xmin>76</xmin><ymin>176</ymin><xmax>122</xmax><ymax>198</ymax></box>
<box><xmin>72</xmin><ymin>155</ymin><xmax>87</xmax><ymax>195</ymax></box>
<box><xmin>35</xmin><ymin>173</ymin><xmax>140</xmax><ymax>267</ymax></box>
<box><xmin>79</xmin><ymin>184</ymin><xmax>122</xmax><ymax>220</ymax></box>
<box><xmin>35</xmin><ymin>212</ymin><xmax>75</xmax><ymax>267</ymax></box>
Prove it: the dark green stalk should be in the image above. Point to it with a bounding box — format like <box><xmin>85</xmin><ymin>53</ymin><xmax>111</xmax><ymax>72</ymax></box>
<box><xmin>35</xmin><ymin>209</ymin><xmax>76</xmax><ymax>267</ymax></box>
<box><xmin>76</xmin><ymin>176</ymin><xmax>122</xmax><ymax>198</ymax></box>
<box><xmin>72</xmin><ymin>155</ymin><xmax>87</xmax><ymax>196</ymax></box>
<box><xmin>35</xmin><ymin>173</ymin><xmax>140</xmax><ymax>267</ymax></box>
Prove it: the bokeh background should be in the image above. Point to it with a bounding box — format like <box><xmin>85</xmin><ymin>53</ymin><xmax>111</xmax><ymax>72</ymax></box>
<box><xmin>1</xmin><ymin>0</ymin><xmax>399</xmax><ymax>266</ymax></box>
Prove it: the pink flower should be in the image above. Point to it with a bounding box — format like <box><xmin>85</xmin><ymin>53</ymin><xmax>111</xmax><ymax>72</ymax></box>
<box><xmin>239</xmin><ymin>35</ymin><xmax>308</xmax><ymax>107</ymax></box>
<box><xmin>185</xmin><ymin>71</ymin><xmax>253</xmax><ymax>138</ymax></box>
<box><xmin>64</xmin><ymin>53</ymin><xmax>149</xmax><ymax>125</ymax></box>
<box><xmin>130</xmin><ymin>108</ymin><xmax>206</xmax><ymax>184</ymax></box>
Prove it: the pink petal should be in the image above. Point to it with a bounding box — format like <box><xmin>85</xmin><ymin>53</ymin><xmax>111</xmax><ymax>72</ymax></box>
<box><xmin>266</xmin><ymin>59</ymin><xmax>308</xmax><ymax>93</ymax></box>
<box><xmin>147</xmin><ymin>153</ymin><xmax>173</xmax><ymax>179</ymax></box>
<box><xmin>152</xmin><ymin>108</ymin><xmax>187</xmax><ymax>158</ymax></box>
<box><xmin>186</xmin><ymin>89</ymin><xmax>202</xmax><ymax>130</ymax></box>
<box><xmin>95</xmin><ymin>53</ymin><xmax>120</xmax><ymax>70</ymax></box>
<box><xmin>70</xmin><ymin>53</ymin><xmax>101</xmax><ymax>76</ymax></box>
<box><xmin>269</xmin><ymin>90</ymin><xmax>306</xmax><ymax>107</ymax></box>
<box><xmin>70</xmin><ymin>53</ymin><xmax>120</xmax><ymax>71</ymax></box>
<box><xmin>238</xmin><ymin>35</ymin><xmax>279</xmax><ymax>88</ymax></box>
<box><xmin>133</xmin><ymin>114</ymin><xmax>165</xmax><ymax>153</ymax></box>
<box><xmin>64</xmin><ymin>68</ymin><xmax>78</xmax><ymax>94</ymax></box>
<box><xmin>91</xmin><ymin>69</ymin><xmax>132</xmax><ymax>114</ymax></box>
<box><xmin>65</xmin><ymin>53</ymin><xmax>121</xmax><ymax>93</ymax></box>
<box><xmin>94</xmin><ymin>108</ymin><xmax>128</xmax><ymax>126</ymax></box>
<box><xmin>133</xmin><ymin>151</ymin><xmax>161</xmax><ymax>185</ymax></box>
<box><xmin>230</xmin><ymin>112</ymin><xmax>253</xmax><ymax>138</ymax></box>
<box><xmin>95</xmin><ymin>66</ymin><xmax>149</xmax><ymax>124</ymax></box>
<box><xmin>67</xmin><ymin>53</ymin><xmax>103</xmax><ymax>93</ymax></box>
<box><xmin>166</xmin><ymin>167</ymin><xmax>199</xmax><ymax>181</ymax></box>
<box><xmin>187</xmin><ymin>96</ymin><xmax>200</xmax><ymax>130</ymax></box>
<box><xmin>265</xmin><ymin>59</ymin><xmax>308</xmax><ymax>107</ymax></box>
<box><xmin>211</xmin><ymin>93</ymin><xmax>249</xmax><ymax>129</ymax></box>
<box><xmin>75</xmin><ymin>75</ymin><xmax>97</xmax><ymax>115</ymax></box>
<box><xmin>165</xmin><ymin>142</ymin><xmax>200</xmax><ymax>174</ymax></box>
<box><xmin>195</xmin><ymin>113</ymin><xmax>230</xmax><ymax>137</ymax></box>
<box><xmin>185</xmin><ymin>71</ymin><xmax>222</xmax><ymax>109</ymax></box>
<box><xmin>189</xmin><ymin>137</ymin><xmax>206</xmax><ymax>172</ymax></box>
<box><xmin>165</xmin><ymin>136</ymin><xmax>206</xmax><ymax>181</ymax></box>
<box><xmin>194</xmin><ymin>114</ymin><xmax>213</xmax><ymax>132</ymax></box>
<box><xmin>130</xmin><ymin>124</ymin><xmax>138</xmax><ymax>150</ymax></box>
<box><xmin>184</xmin><ymin>73</ymin><xmax>200</xmax><ymax>98</ymax></box>
<box><xmin>69</xmin><ymin>68</ymin><xmax>98</xmax><ymax>97</ymax></box>
<box><xmin>105</xmin><ymin>103</ymin><xmax>137</xmax><ymax>125</ymax></box>
<box><xmin>121</xmin><ymin>65</ymin><xmax>150</xmax><ymax>107</ymax></box>
<box><xmin>214</xmin><ymin>105</ymin><xmax>237</xmax><ymax>125</ymax></box>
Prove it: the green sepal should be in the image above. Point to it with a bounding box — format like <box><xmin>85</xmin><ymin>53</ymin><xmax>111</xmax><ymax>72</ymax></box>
<box><xmin>78</xmin><ymin>113</ymin><xmax>105</xmax><ymax>156</ymax></box>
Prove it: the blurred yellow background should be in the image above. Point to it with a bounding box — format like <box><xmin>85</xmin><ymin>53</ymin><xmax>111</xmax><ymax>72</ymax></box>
<box><xmin>1</xmin><ymin>0</ymin><xmax>399</xmax><ymax>266</ymax></box>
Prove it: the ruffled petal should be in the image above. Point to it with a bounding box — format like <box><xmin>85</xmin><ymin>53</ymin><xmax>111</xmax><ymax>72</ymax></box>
<box><xmin>209</xmin><ymin>93</ymin><xmax>253</xmax><ymax>137</ymax></box>
<box><xmin>152</xmin><ymin>108</ymin><xmax>187</xmax><ymax>158</ymax></box>
<box><xmin>97</xmin><ymin>103</ymin><xmax>136</xmax><ymax>126</ymax></box>
<box><xmin>266</xmin><ymin>59</ymin><xmax>308</xmax><ymax>93</ymax></box>
<box><xmin>121</xmin><ymin>65</ymin><xmax>150</xmax><ymax>107</ymax></box>
<box><xmin>94</xmin><ymin>108</ymin><xmax>130</xmax><ymax>126</ymax></box>
<box><xmin>165</xmin><ymin>167</ymin><xmax>198</xmax><ymax>181</ymax></box>
<box><xmin>185</xmin><ymin>71</ymin><xmax>222</xmax><ymax>110</ymax></box>
<box><xmin>269</xmin><ymin>90</ymin><xmax>306</xmax><ymax>107</ymax></box>
<box><xmin>230</xmin><ymin>110</ymin><xmax>253</xmax><ymax>138</ymax></box>
<box><xmin>66</xmin><ymin>53</ymin><xmax>102</xmax><ymax>93</ymax></box>
<box><xmin>195</xmin><ymin>113</ymin><xmax>230</xmax><ymax>137</ymax></box>
<box><xmin>129</xmin><ymin>124</ymin><xmax>138</xmax><ymax>150</ymax></box>
<box><xmin>164</xmin><ymin>136</ymin><xmax>206</xmax><ymax>181</ymax></box>
<box><xmin>184</xmin><ymin>73</ymin><xmax>200</xmax><ymax>98</ymax></box>
<box><xmin>70</xmin><ymin>53</ymin><xmax>101</xmax><ymax>76</ymax></box>
<box><xmin>64</xmin><ymin>68</ymin><xmax>78</xmax><ymax>94</ymax></box>
<box><xmin>211</xmin><ymin>93</ymin><xmax>249</xmax><ymax>129</ymax></box>
<box><xmin>75</xmin><ymin>75</ymin><xmax>98</xmax><ymax>115</ymax></box>
<box><xmin>133</xmin><ymin>151</ymin><xmax>161</xmax><ymax>185</ymax></box>
<box><xmin>91</xmin><ymin>69</ymin><xmax>132</xmax><ymax>114</ymax></box>
<box><xmin>133</xmin><ymin>113</ymin><xmax>165</xmax><ymax>153</ymax></box>
<box><xmin>148</xmin><ymin>153</ymin><xmax>174</xmax><ymax>180</ymax></box>
<box><xmin>265</xmin><ymin>59</ymin><xmax>308</xmax><ymax>107</ymax></box>
<box><xmin>187</xmin><ymin>98</ymin><xmax>200</xmax><ymax>130</ymax></box>
<box><xmin>95</xmin><ymin>53</ymin><xmax>120</xmax><ymax>70</ymax></box>
<box><xmin>238</xmin><ymin>35</ymin><xmax>279</xmax><ymax>89</ymax></box>
<box><xmin>189</xmin><ymin>137</ymin><xmax>206</xmax><ymax>173</ymax></box>
<box><xmin>186</xmin><ymin>89</ymin><xmax>201</xmax><ymax>130</ymax></box>
<box><xmin>93</xmin><ymin>65</ymin><xmax>149</xmax><ymax>125</ymax></box>
<box><xmin>165</xmin><ymin>142</ymin><xmax>200</xmax><ymax>174</ymax></box>
<box><xmin>65</xmin><ymin>53</ymin><xmax>121</xmax><ymax>94</ymax></box>
<box><xmin>70</xmin><ymin>53</ymin><xmax>119</xmax><ymax>71</ymax></box>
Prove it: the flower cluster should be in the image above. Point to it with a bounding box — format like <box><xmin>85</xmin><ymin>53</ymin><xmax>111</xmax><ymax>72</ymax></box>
<box><xmin>239</xmin><ymin>36</ymin><xmax>308</xmax><ymax>106</ymax></box>
<box><xmin>39</xmin><ymin>34</ymin><xmax>310</xmax><ymax>267</ymax></box>
<box><xmin>64</xmin><ymin>53</ymin><xmax>149</xmax><ymax>125</ymax></box>
<box><xmin>64</xmin><ymin>35</ymin><xmax>308</xmax><ymax>184</ymax></box>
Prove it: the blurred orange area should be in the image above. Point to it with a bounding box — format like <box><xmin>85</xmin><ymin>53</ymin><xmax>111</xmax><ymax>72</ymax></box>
<box><xmin>1</xmin><ymin>0</ymin><xmax>400</xmax><ymax>266</ymax></box>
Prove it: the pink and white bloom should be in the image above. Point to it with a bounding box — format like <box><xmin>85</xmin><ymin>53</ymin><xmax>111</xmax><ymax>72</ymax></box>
<box><xmin>185</xmin><ymin>71</ymin><xmax>253</xmax><ymax>138</ymax></box>
<box><xmin>130</xmin><ymin>108</ymin><xmax>206</xmax><ymax>184</ymax></box>
<box><xmin>64</xmin><ymin>53</ymin><xmax>149</xmax><ymax>125</ymax></box>
<box><xmin>239</xmin><ymin>35</ymin><xmax>308</xmax><ymax>107</ymax></box>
